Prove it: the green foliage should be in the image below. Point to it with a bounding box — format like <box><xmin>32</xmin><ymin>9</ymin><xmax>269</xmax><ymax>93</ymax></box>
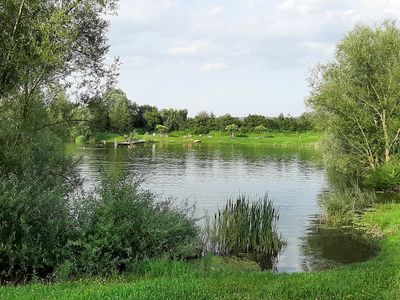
<box><xmin>75</xmin><ymin>135</ymin><xmax>86</xmax><ymax>144</ymax></box>
<box><xmin>87</xmin><ymin>96</ymin><xmax>111</xmax><ymax>134</ymax></box>
<box><xmin>106</xmin><ymin>89</ymin><xmax>132</xmax><ymax>134</ymax></box>
<box><xmin>216</xmin><ymin>114</ymin><xmax>241</xmax><ymax>131</ymax></box>
<box><xmin>155</xmin><ymin>124</ymin><xmax>168</xmax><ymax>134</ymax></box>
<box><xmin>161</xmin><ymin>109</ymin><xmax>188</xmax><ymax>132</ymax></box>
<box><xmin>0</xmin><ymin>171</ymin><xmax>76</xmax><ymax>283</ymax></box>
<box><xmin>205</xmin><ymin>195</ymin><xmax>286</xmax><ymax>269</ymax></box>
<box><xmin>2</xmin><ymin>204</ymin><xmax>399</xmax><ymax>299</ymax></box>
<box><xmin>308</xmin><ymin>21</ymin><xmax>400</xmax><ymax>175</ymax></box>
<box><xmin>225</xmin><ymin>124</ymin><xmax>239</xmax><ymax>137</ymax></box>
<box><xmin>189</xmin><ymin>111</ymin><xmax>217</xmax><ymax>134</ymax></box>
<box><xmin>143</xmin><ymin>108</ymin><xmax>162</xmax><ymax>130</ymax></box>
<box><xmin>243</xmin><ymin>115</ymin><xmax>266</xmax><ymax>130</ymax></box>
<box><xmin>254</xmin><ymin>125</ymin><xmax>267</xmax><ymax>134</ymax></box>
<box><xmin>64</xmin><ymin>178</ymin><xmax>199</xmax><ymax>277</ymax></box>
<box><xmin>0</xmin><ymin>0</ymin><xmax>118</xmax><ymax>101</ymax></box>
<box><xmin>367</xmin><ymin>157</ymin><xmax>400</xmax><ymax>191</ymax></box>
<box><xmin>319</xmin><ymin>184</ymin><xmax>376</xmax><ymax>226</ymax></box>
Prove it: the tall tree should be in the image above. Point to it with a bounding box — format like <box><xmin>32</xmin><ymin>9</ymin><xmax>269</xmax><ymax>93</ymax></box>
<box><xmin>308</xmin><ymin>21</ymin><xmax>400</xmax><ymax>172</ymax></box>
<box><xmin>161</xmin><ymin>108</ymin><xmax>188</xmax><ymax>132</ymax></box>
<box><xmin>106</xmin><ymin>88</ymin><xmax>132</xmax><ymax>133</ymax></box>
<box><xmin>0</xmin><ymin>0</ymin><xmax>118</xmax><ymax>169</ymax></box>
<box><xmin>144</xmin><ymin>108</ymin><xmax>162</xmax><ymax>130</ymax></box>
<box><xmin>0</xmin><ymin>0</ymin><xmax>118</xmax><ymax>280</ymax></box>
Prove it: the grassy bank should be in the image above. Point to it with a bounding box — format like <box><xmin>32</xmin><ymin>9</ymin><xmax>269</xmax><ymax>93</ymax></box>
<box><xmin>1</xmin><ymin>204</ymin><xmax>399</xmax><ymax>299</ymax></box>
<box><xmin>93</xmin><ymin>131</ymin><xmax>322</xmax><ymax>146</ymax></box>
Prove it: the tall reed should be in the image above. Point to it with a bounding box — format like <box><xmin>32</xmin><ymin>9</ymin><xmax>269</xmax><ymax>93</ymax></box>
<box><xmin>205</xmin><ymin>195</ymin><xmax>286</xmax><ymax>269</ymax></box>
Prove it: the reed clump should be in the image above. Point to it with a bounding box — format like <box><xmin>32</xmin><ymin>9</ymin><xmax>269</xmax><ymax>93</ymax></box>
<box><xmin>205</xmin><ymin>195</ymin><xmax>286</xmax><ymax>269</ymax></box>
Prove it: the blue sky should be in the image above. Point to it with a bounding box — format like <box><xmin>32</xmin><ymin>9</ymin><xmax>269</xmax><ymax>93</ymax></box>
<box><xmin>107</xmin><ymin>0</ymin><xmax>400</xmax><ymax>117</ymax></box>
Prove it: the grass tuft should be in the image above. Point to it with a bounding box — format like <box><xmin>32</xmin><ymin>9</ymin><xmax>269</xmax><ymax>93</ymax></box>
<box><xmin>204</xmin><ymin>195</ymin><xmax>286</xmax><ymax>270</ymax></box>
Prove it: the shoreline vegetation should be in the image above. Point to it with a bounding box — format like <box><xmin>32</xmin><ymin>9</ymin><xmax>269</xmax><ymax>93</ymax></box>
<box><xmin>2</xmin><ymin>2</ymin><xmax>400</xmax><ymax>298</ymax></box>
<box><xmin>88</xmin><ymin>131</ymin><xmax>322</xmax><ymax>147</ymax></box>
<box><xmin>0</xmin><ymin>204</ymin><xmax>399</xmax><ymax>299</ymax></box>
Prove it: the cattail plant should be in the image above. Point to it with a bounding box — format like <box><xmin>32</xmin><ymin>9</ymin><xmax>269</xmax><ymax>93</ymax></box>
<box><xmin>205</xmin><ymin>195</ymin><xmax>286</xmax><ymax>270</ymax></box>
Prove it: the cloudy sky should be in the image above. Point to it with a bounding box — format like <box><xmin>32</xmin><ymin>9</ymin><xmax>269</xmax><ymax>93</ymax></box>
<box><xmin>107</xmin><ymin>0</ymin><xmax>400</xmax><ymax>117</ymax></box>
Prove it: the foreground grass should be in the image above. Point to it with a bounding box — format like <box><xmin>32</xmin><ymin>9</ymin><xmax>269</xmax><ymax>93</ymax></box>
<box><xmin>1</xmin><ymin>204</ymin><xmax>399</xmax><ymax>299</ymax></box>
<box><xmin>94</xmin><ymin>131</ymin><xmax>322</xmax><ymax>146</ymax></box>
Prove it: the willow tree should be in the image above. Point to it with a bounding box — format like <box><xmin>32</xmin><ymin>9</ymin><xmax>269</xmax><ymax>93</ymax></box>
<box><xmin>0</xmin><ymin>1</ymin><xmax>119</xmax><ymax>281</ymax></box>
<box><xmin>308</xmin><ymin>21</ymin><xmax>400</xmax><ymax>173</ymax></box>
<box><xmin>0</xmin><ymin>0</ymin><xmax>118</xmax><ymax>174</ymax></box>
<box><xmin>106</xmin><ymin>88</ymin><xmax>132</xmax><ymax>133</ymax></box>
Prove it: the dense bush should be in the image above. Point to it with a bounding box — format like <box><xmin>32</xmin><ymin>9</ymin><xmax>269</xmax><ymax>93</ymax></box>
<box><xmin>0</xmin><ymin>175</ymin><xmax>74</xmax><ymax>283</ymax></box>
<box><xmin>0</xmin><ymin>175</ymin><xmax>200</xmax><ymax>282</ymax></box>
<box><xmin>60</xmin><ymin>178</ymin><xmax>200</xmax><ymax>278</ymax></box>
<box><xmin>0</xmin><ymin>124</ymin><xmax>80</xmax><ymax>283</ymax></box>
<box><xmin>367</xmin><ymin>158</ymin><xmax>400</xmax><ymax>191</ymax></box>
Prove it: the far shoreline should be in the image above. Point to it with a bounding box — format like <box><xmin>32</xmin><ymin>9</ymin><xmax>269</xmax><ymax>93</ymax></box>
<box><xmin>83</xmin><ymin>131</ymin><xmax>322</xmax><ymax>147</ymax></box>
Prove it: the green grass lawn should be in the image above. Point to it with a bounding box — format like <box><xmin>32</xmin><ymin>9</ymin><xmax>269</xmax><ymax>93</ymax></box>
<box><xmin>94</xmin><ymin>131</ymin><xmax>322</xmax><ymax>146</ymax></box>
<box><xmin>93</xmin><ymin>132</ymin><xmax>126</xmax><ymax>143</ymax></box>
<box><xmin>1</xmin><ymin>204</ymin><xmax>399</xmax><ymax>299</ymax></box>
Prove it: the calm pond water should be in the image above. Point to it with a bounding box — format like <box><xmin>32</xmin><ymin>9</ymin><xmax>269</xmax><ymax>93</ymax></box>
<box><xmin>69</xmin><ymin>142</ymin><xmax>378</xmax><ymax>273</ymax></box>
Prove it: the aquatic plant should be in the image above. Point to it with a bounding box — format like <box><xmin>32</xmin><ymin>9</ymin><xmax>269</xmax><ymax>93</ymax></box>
<box><xmin>205</xmin><ymin>195</ymin><xmax>286</xmax><ymax>269</ymax></box>
<box><xmin>319</xmin><ymin>184</ymin><xmax>376</xmax><ymax>226</ymax></box>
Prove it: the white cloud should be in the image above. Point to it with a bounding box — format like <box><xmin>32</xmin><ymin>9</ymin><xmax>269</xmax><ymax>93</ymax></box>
<box><xmin>297</xmin><ymin>4</ymin><xmax>311</xmax><ymax>15</ymax></box>
<box><xmin>124</xmin><ymin>56</ymin><xmax>150</xmax><ymax>67</ymax></box>
<box><xmin>116</xmin><ymin>0</ymin><xmax>176</xmax><ymax>23</ymax></box>
<box><xmin>168</xmin><ymin>41</ymin><xmax>209</xmax><ymax>55</ymax></box>
<box><xmin>302</xmin><ymin>41</ymin><xmax>335</xmax><ymax>55</ymax></box>
<box><xmin>201</xmin><ymin>61</ymin><xmax>228</xmax><ymax>72</ymax></box>
<box><xmin>278</xmin><ymin>0</ymin><xmax>296</xmax><ymax>11</ymax></box>
<box><xmin>208</xmin><ymin>5</ymin><xmax>224</xmax><ymax>16</ymax></box>
<box><xmin>108</xmin><ymin>0</ymin><xmax>400</xmax><ymax>116</ymax></box>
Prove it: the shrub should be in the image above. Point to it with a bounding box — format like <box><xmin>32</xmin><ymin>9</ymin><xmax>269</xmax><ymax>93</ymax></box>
<box><xmin>204</xmin><ymin>195</ymin><xmax>286</xmax><ymax>270</ymax></box>
<box><xmin>319</xmin><ymin>184</ymin><xmax>376</xmax><ymax>226</ymax></box>
<box><xmin>75</xmin><ymin>135</ymin><xmax>86</xmax><ymax>144</ymax></box>
<box><xmin>254</xmin><ymin>125</ymin><xmax>267</xmax><ymax>134</ymax></box>
<box><xmin>225</xmin><ymin>124</ymin><xmax>239</xmax><ymax>137</ymax></box>
<box><xmin>64</xmin><ymin>178</ymin><xmax>200</xmax><ymax>277</ymax></box>
<box><xmin>155</xmin><ymin>124</ymin><xmax>168</xmax><ymax>134</ymax></box>
<box><xmin>0</xmin><ymin>175</ymin><xmax>73</xmax><ymax>283</ymax></box>
<box><xmin>367</xmin><ymin>158</ymin><xmax>400</xmax><ymax>191</ymax></box>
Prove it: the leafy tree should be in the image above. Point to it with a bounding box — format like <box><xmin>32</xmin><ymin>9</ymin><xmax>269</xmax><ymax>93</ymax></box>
<box><xmin>0</xmin><ymin>0</ymin><xmax>118</xmax><ymax>173</ymax></box>
<box><xmin>225</xmin><ymin>124</ymin><xmax>239</xmax><ymax>137</ymax></box>
<box><xmin>191</xmin><ymin>111</ymin><xmax>216</xmax><ymax>134</ymax></box>
<box><xmin>298</xmin><ymin>112</ymin><xmax>314</xmax><ymax>132</ymax></box>
<box><xmin>308</xmin><ymin>21</ymin><xmax>400</xmax><ymax>173</ymax></box>
<box><xmin>155</xmin><ymin>124</ymin><xmax>168</xmax><ymax>134</ymax></box>
<box><xmin>0</xmin><ymin>0</ymin><xmax>117</xmax><ymax>281</ymax></box>
<box><xmin>265</xmin><ymin>117</ymin><xmax>279</xmax><ymax>131</ymax></box>
<box><xmin>106</xmin><ymin>89</ymin><xmax>132</xmax><ymax>133</ymax></box>
<box><xmin>254</xmin><ymin>125</ymin><xmax>267</xmax><ymax>134</ymax></box>
<box><xmin>133</xmin><ymin>105</ymin><xmax>156</xmax><ymax>129</ymax></box>
<box><xmin>88</xmin><ymin>95</ymin><xmax>111</xmax><ymax>134</ymax></box>
<box><xmin>243</xmin><ymin>115</ymin><xmax>267</xmax><ymax>129</ymax></box>
<box><xmin>161</xmin><ymin>109</ymin><xmax>188</xmax><ymax>132</ymax></box>
<box><xmin>144</xmin><ymin>108</ymin><xmax>162</xmax><ymax>130</ymax></box>
<box><xmin>216</xmin><ymin>114</ymin><xmax>241</xmax><ymax>131</ymax></box>
<box><xmin>47</xmin><ymin>91</ymin><xmax>78</xmax><ymax>140</ymax></box>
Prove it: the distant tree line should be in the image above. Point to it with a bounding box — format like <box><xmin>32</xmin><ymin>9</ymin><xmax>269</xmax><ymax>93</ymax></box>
<box><xmin>51</xmin><ymin>88</ymin><xmax>315</xmax><ymax>140</ymax></box>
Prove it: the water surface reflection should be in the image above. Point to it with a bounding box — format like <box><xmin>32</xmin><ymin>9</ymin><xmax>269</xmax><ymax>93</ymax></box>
<box><xmin>68</xmin><ymin>143</ymin><xmax>377</xmax><ymax>272</ymax></box>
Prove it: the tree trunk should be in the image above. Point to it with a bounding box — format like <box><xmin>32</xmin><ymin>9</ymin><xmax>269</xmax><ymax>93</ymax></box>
<box><xmin>382</xmin><ymin>109</ymin><xmax>391</xmax><ymax>163</ymax></box>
